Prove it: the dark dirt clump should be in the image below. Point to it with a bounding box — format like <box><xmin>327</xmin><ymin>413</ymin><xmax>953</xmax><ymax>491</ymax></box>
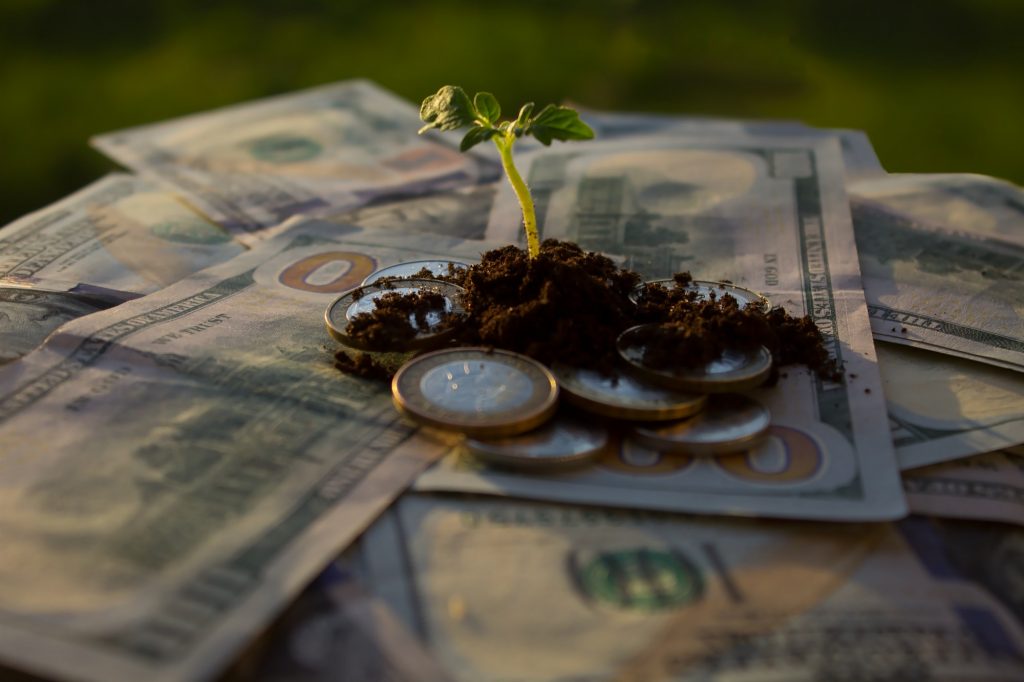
<box><xmin>336</xmin><ymin>240</ymin><xmax>839</xmax><ymax>383</ymax></box>
<box><xmin>333</xmin><ymin>350</ymin><xmax>392</xmax><ymax>382</ymax></box>
<box><xmin>457</xmin><ymin>240</ymin><xmax>639</xmax><ymax>370</ymax></box>
<box><xmin>345</xmin><ymin>289</ymin><xmax>458</xmax><ymax>350</ymax></box>
<box><xmin>631</xmin><ymin>283</ymin><xmax>841</xmax><ymax>383</ymax></box>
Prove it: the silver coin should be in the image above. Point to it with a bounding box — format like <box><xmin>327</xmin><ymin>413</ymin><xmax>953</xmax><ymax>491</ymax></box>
<box><xmin>630</xmin><ymin>278</ymin><xmax>770</xmax><ymax>312</ymax></box>
<box><xmin>362</xmin><ymin>259</ymin><xmax>471</xmax><ymax>286</ymax></box>
<box><xmin>392</xmin><ymin>347</ymin><xmax>559</xmax><ymax>437</ymax></box>
<box><xmin>617</xmin><ymin>325</ymin><xmax>773</xmax><ymax>393</ymax></box>
<box><xmin>324</xmin><ymin>278</ymin><xmax>465</xmax><ymax>351</ymax></box>
<box><xmin>464</xmin><ymin>412</ymin><xmax>608</xmax><ymax>470</ymax></box>
<box><xmin>551</xmin><ymin>364</ymin><xmax>706</xmax><ymax>421</ymax></box>
<box><xmin>631</xmin><ymin>393</ymin><xmax>771</xmax><ymax>455</ymax></box>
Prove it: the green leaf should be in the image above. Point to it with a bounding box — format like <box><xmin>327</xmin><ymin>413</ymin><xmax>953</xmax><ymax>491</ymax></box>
<box><xmin>526</xmin><ymin>105</ymin><xmax>595</xmax><ymax>146</ymax></box>
<box><xmin>473</xmin><ymin>92</ymin><xmax>501</xmax><ymax>124</ymax></box>
<box><xmin>418</xmin><ymin>85</ymin><xmax>476</xmax><ymax>133</ymax></box>
<box><xmin>460</xmin><ymin>125</ymin><xmax>498</xmax><ymax>151</ymax></box>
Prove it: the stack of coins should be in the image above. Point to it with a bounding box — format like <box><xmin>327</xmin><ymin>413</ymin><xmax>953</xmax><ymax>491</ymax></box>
<box><xmin>389</xmin><ymin>344</ymin><xmax>774</xmax><ymax>470</ymax></box>
<box><xmin>328</xmin><ymin>265</ymin><xmax>777</xmax><ymax>471</ymax></box>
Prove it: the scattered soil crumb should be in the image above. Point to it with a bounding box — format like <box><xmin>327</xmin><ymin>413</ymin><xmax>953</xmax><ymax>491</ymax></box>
<box><xmin>334</xmin><ymin>350</ymin><xmax>392</xmax><ymax>382</ymax></box>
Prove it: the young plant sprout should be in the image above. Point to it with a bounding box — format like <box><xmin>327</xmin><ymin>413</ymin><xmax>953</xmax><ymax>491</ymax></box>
<box><xmin>418</xmin><ymin>85</ymin><xmax>594</xmax><ymax>258</ymax></box>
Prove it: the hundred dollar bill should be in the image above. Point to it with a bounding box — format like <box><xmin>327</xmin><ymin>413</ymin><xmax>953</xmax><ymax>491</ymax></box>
<box><xmin>325</xmin><ymin>183</ymin><xmax>496</xmax><ymax>242</ymax></box>
<box><xmin>568</xmin><ymin>107</ymin><xmax>885</xmax><ymax>179</ymax></box>
<box><xmin>423</xmin><ymin>135</ymin><xmax>905</xmax><ymax>521</ymax></box>
<box><xmin>854</xmin><ymin>173</ymin><xmax>1024</xmax><ymax>242</ymax></box>
<box><xmin>0</xmin><ymin>219</ymin><xmax>495</xmax><ymax>682</ymax></box>
<box><xmin>878</xmin><ymin>341</ymin><xmax>1024</xmax><ymax>469</ymax></box>
<box><xmin>904</xmin><ymin>448</ymin><xmax>1024</xmax><ymax>527</ymax></box>
<box><xmin>850</xmin><ymin>173</ymin><xmax>1024</xmax><ymax>373</ymax></box>
<box><xmin>0</xmin><ymin>286</ymin><xmax>115</xmax><ymax>365</ymax></box>
<box><xmin>224</xmin><ymin>557</ymin><xmax>453</xmax><ymax>682</ymax></box>
<box><xmin>92</xmin><ymin>80</ymin><xmax>487</xmax><ymax>242</ymax></box>
<box><xmin>0</xmin><ymin>173</ymin><xmax>244</xmax><ymax>298</ymax></box>
<box><xmin>352</xmin><ymin>494</ymin><xmax>1024</xmax><ymax>681</ymax></box>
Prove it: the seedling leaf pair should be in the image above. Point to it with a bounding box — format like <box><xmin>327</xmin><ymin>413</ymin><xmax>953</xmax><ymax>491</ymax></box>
<box><xmin>418</xmin><ymin>85</ymin><xmax>594</xmax><ymax>258</ymax></box>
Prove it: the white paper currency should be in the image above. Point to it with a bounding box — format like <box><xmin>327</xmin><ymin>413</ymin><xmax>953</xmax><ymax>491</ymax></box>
<box><xmin>854</xmin><ymin>173</ymin><xmax>1024</xmax><ymax>241</ymax></box>
<box><xmin>91</xmin><ymin>80</ymin><xmax>488</xmax><ymax>242</ymax></box>
<box><xmin>569</xmin><ymin>107</ymin><xmax>885</xmax><ymax>179</ymax></box>
<box><xmin>904</xmin><ymin>448</ymin><xmax>1024</xmax><ymax>527</ymax></box>
<box><xmin>325</xmin><ymin>183</ymin><xmax>496</xmax><ymax>242</ymax></box>
<box><xmin>418</xmin><ymin>134</ymin><xmax>905</xmax><ymax>521</ymax></box>
<box><xmin>851</xmin><ymin>173</ymin><xmax>1024</xmax><ymax>373</ymax></box>
<box><xmin>879</xmin><ymin>341</ymin><xmax>1024</xmax><ymax>469</ymax></box>
<box><xmin>0</xmin><ymin>219</ymin><xmax>494</xmax><ymax>682</ymax></box>
<box><xmin>355</xmin><ymin>494</ymin><xmax>1024</xmax><ymax>681</ymax></box>
<box><xmin>226</xmin><ymin>557</ymin><xmax>453</xmax><ymax>682</ymax></box>
<box><xmin>0</xmin><ymin>173</ymin><xmax>245</xmax><ymax>298</ymax></box>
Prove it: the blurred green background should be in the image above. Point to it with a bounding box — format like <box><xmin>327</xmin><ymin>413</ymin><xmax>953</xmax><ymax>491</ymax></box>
<box><xmin>1</xmin><ymin>0</ymin><xmax>1022</xmax><ymax>225</ymax></box>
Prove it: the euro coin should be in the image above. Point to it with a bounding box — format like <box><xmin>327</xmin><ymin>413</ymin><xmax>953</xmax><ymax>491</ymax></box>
<box><xmin>630</xmin><ymin>278</ymin><xmax>770</xmax><ymax>312</ymax></box>
<box><xmin>551</xmin><ymin>363</ymin><xmax>706</xmax><ymax>421</ymax></box>
<box><xmin>362</xmin><ymin>259</ymin><xmax>470</xmax><ymax>286</ymax></box>
<box><xmin>392</xmin><ymin>347</ymin><xmax>558</xmax><ymax>437</ymax></box>
<box><xmin>631</xmin><ymin>393</ymin><xmax>771</xmax><ymax>455</ymax></box>
<box><xmin>324</xmin><ymin>278</ymin><xmax>465</xmax><ymax>351</ymax></box>
<box><xmin>464</xmin><ymin>411</ymin><xmax>608</xmax><ymax>471</ymax></box>
<box><xmin>617</xmin><ymin>324</ymin><xmax>773</xmax><ymax>393</ymax></box>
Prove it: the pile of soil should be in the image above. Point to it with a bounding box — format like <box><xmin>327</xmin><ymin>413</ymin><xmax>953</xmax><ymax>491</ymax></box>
<box><xmin>334</xmin><ymin>239</ymin><xmax>839</xmax><ymax>383</ymax></box>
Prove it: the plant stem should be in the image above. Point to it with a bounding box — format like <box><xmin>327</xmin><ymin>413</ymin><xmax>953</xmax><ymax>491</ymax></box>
<box><xmin>494</xmin><ymin>132</ymin><xmax>539</xmax><ymax>258</ymax></box>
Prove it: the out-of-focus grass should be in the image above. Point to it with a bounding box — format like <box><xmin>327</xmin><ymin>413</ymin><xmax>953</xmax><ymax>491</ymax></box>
<box><xmin>1</xmin><ymin>0</ymin><xmax>1021</xmax><ymax>224</ymax></box>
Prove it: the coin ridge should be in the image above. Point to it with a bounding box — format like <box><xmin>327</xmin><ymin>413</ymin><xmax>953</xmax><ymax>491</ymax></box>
<box><xmin>361</xmin><ymin>259</ymin><xmax>471</xmax><ymax>286</ymax></box>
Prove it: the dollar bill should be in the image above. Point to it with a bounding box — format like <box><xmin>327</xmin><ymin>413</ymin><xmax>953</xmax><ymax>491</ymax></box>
<box><xmin>91</xmin><ymin>80</ymin><xmax>488</xmax><ymax>242</ymax></box>
<box><xmin>850</xmin><ymin>173</ymin><xmax>1024</xmax><ymax>373</ymax></box>
<box><xmin>347</xmin><ymin>494</ymin><xmax>1024</xmax><ymax>681</ymax></box>
<box><xmin>878</xmin><ymin>341</ymin><xmax>1024</xmax><ymax>469</ymax></box>
<box><xmin>904</xmin><ymin>448</ymin><xmax>1024</xmax><ymax>527</ymax></box>
<box><xmin>224</xmin><ymin>556</ymin><xmax>453</xmax><ymax>682</ymax></box>
<box><xmin>0</xmin><ymin>219</ymin><xmax>496</xmax><ymax>682</ymax></box>
<box><xmin>325</xmin><ymin>183</ymin><xmax>496</xmax><ymax>242</ymax></box>
<box><xmin>0</xmin><ymin>286</ymin><xmax>114</xmax><ymax>365</ymax></box>
<box><xmin>424</xmin><ymin>135</ymin><xmax>905</xmax><ymax>521</ymax></box>
<box><xmin>567</xmin><ymin>107</ymin><xmax>885</xmax><ymax>179</ymax></box>
<box><xmin>854</xmin><ymin>173</ymin><xmax>1024</xmax><ymax>242</ymax></box>
<box><xmin>0</xmin><ymin>173</ymin><xmax>245</xmax><ymax>298</ymax></box>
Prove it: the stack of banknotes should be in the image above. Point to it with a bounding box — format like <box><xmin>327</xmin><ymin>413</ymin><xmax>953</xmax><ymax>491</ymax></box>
<box><xmin>1</xmin><ymin>79</ymin><xmax>1023</xmax><ymax>682</ymax></box>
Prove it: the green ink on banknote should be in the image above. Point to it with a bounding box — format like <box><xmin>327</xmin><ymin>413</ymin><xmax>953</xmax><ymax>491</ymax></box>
<box><xmin>572</xmin><ymin>548</ymin><xmax>704</xmax><ymax>611</ymax></box>
<box><xmin>150</xmin><ymin>218</ymin><xmax>233</xmax><ymax>244</ymax></box>
<box><xmin>248</xmin><ymin>134</ymin><xmax>323</xmax><ymax>163</ymax></box>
